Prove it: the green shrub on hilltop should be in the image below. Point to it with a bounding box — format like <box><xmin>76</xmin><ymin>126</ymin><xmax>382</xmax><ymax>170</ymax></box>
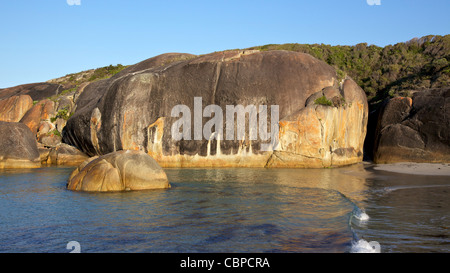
<box><xmin>249</xmin><ymin>35</ymin><xmax>450</xmax><ymax>106</ymax></box>
<box><xmin>87</xmin><ymin>64</ymin><xmax>126</xmax><ymax>82</ymax></box>
<box><xmin>55</xmin><ymin>64</ymin><xmax>129</xmax><ymax>86</ymax></box>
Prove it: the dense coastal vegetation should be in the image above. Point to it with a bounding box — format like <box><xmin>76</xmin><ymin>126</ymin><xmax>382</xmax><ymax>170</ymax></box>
<box><xmin>248</xmin><ymin>34</ymin><xmax>450</xmax><ymax>106</ymax></box>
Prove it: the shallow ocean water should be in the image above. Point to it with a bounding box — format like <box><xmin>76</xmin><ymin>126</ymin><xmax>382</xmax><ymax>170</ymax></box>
<box><xmin>0</xmin><ymin>163</ymin><xmax>448</xmax><ymax>253</ymax></box>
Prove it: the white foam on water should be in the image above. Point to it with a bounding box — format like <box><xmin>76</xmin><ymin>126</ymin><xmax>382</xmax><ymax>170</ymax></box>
<box><xmin>351</xmin><ymin>239</ymin><xmax>381</xmax><ymax>253</ymax></box>
<box><xmin>336</xmin><ymin>190</ymin><xmax>380</xmax><ymax>253</ymax></box>
<box><xmin>348</xmin><ymin>207</ymin><xmax>381</xmax><ymax>253</ymax></box>
<box><xmin>384</xmin><ymin>184</ymin><xmax>450</xmax><ymax>193</ymax></box>
<box><xmin>354</xmin><ymin>210</ymin><xmax>370</xmax><ymax>221</ymax></box>
<box><xmin>351</xmin><ymin>207</ymin><xmax>370</xmax><ymax>223</ymax></box>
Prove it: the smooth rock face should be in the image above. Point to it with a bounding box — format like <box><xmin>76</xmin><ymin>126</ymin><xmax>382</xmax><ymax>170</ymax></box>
<box><xmin>373</xmin><ymin>88</ymin><xmax>450</xmax><ymax>163</ymax></box>
<box><xmin>0</xmin><ymin>121</ymin><xmax>41</xmax><ymax>168</ymax></box>
<box><xmin>268</xmin><ymin>79</ymin><xmax>368</xmax><ymax>167</ymax></box>
<box><xmin>63</xmin><ymin>50</ymin><xmax>369</xmax><ymax>168</ymax></box>
<box><xmin>67</xmin><ymin>150</ymin><xmax>170</xmax><ymax>192</ymax></box>
<box><xmin>0</xmin><ymin>83</ymin><xmax>63</xmax><ymax>101</ymax></box>
<box><xmin>0</xmin><ymin>95</ymin><xmax>33</xmax><ymax>122</ymax></box>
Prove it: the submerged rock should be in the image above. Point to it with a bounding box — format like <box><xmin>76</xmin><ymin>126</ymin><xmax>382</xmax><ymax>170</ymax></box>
<box><xmin>63</xmin><ymin>50</ymin><xmax>368</xmax><ymax>168</ymax></box>
<box><xmin>67</xmin><ymin>150</ymin><xmax>170</xmax><ymax>192</ymax></box>
<box><xmin>373</xmin><ymin>88</ymin><xmax>450</xmax><ymax>163</ymax></box>
<box><xmin>0</xmin><ymin>121</ymin><xmax>41</xmax><ymax>168</ymax></box>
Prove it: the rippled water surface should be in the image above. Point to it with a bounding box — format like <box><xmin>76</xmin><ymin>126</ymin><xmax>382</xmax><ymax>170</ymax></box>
<box><xmin>0</xmin><ymin>163</ymin><xmax>448</xmax><ymax>253</ymax></box>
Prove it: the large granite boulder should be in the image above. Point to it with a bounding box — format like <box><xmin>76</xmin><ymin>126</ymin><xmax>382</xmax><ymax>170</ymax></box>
<box><xmin>63</xmin><ymin>50</ymin><xmax>368</xmax><ymax>168</ymax></box>
<box><xmin>0</xmin><ymin>95</ymin><xmax>34</xmax><ymax>122</ymax></box>
<box><xmin>373</xmin><ymin>88</ymin><xmax>450</xmax><ymax>163</ymax></box>
<box><xmin>0</xmin><ymin>121</ymin><xmax>41</xmax><ymax>168</ymax></box>
<box><xmin>67</xmin><ymin>150</ymin><xmax>170</xmax><ymax>192</ymax></box>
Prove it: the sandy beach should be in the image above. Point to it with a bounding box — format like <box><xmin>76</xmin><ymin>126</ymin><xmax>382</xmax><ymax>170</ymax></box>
<box><xmin>374</xmin><ymin>162</ymin><xmax>450</xmax><ymax>176</ymax></box>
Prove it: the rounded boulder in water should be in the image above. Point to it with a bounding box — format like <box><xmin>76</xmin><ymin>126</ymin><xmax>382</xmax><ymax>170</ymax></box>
<box><xmin>67</xmin><ymin>150</ymin><xmax>170</xmax><ymax>192</ymax></box>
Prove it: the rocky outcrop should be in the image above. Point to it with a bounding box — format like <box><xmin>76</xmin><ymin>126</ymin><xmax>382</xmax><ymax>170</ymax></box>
<box><xmin>0</xmin><ymin>81</ymin><xmax>89</xmax><ymax>167</ymax></box>
<box><xmin>67</xmin><ymin>150</ymin><xmax>170</xmax><ymax>192</ymax></box>
<box><xmin>373</xmin><ymin>88</ymin><xmax>450</xmax><ymax>163</ymax></box>
<box><xmin>0</xmin><ymin>95</ymin><xmax>34</xmax><ymax>122</ymax></box>
<box><xmin>38</xmin><ymin>131</ymin><xmax>62</xmax><ymax>148</ymax></box>
<box><xmin>39</xmin><ymin>143</ymin><xmax>89</xmax><ymax>166</ymax></box>
<box><xmin>63</xmin><ymin>50</ymin><xmax>369</xmax><ymax>168</ymax></box>
<box><xmin>19</xmin><ymin>99</ymin><xmax>56</xmax><ymax>135</ymax></box>
<box><xmin>0</xmin><ymin>121</ymin><xmax>41</xmax><ymax>168</ymax></box>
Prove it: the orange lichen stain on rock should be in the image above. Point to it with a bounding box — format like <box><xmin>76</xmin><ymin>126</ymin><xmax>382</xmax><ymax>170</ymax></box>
<box><xmin>89</xmin><ymin>108</ymin><xmax>102</xmax><ymax>154</ymax></box>
<box><xmin>279</xmin><ymin>107</ymin><xmax>322</xmax><ymax>157</ymax></box>
<box><xmin>40</xmin><ymin>100</ymin><xmax>55</xmax><ymax>120</ymax></box>
<box><xmin>147</xmin><ymin>117</ymin><xmax>165</xmax><ymax>158</ymax></box>
<box><xmin>20</xmin><ymin>99</ymin><xmax>55</xmax><ymax>135</ymax></box>
<box><xmin>392</xmin><ymin>96</ymin><xmax>413</xmax><ymax>107</ymax></box>
<box><xmin>121</xmin><ymin>111</ymin><xmax>140</xmax><ymax>151</ymax></box>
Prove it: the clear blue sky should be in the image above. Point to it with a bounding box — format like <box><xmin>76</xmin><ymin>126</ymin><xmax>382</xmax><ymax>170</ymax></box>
<box><xmin>0</xmin><ymin>0</ymin><xmax>449</xmax><ymax>88</ymax></box>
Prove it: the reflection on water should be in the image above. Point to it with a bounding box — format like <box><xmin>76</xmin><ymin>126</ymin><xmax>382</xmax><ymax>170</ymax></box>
<box><xmin>354</xmin><ymin>165</ymin><xmax>450</xmax><ymax>253</ymax></box>
<box><xmin>0</xmin><ymin>163</ymin><xmax>448</xmax><ymax>253</ymax></box>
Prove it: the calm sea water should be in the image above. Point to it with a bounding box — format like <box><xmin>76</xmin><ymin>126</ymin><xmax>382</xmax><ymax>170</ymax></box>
<box><xmin>0</xmin><ymin>163</ymin><xmax>448</xmax><ymax>253</ymax></box>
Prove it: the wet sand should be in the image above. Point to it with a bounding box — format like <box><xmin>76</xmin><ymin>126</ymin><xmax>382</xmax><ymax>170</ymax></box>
<box><xmin>374</xmin><ymin>162</ymin><xmax>450</xmax><ymax>176</ymax></box>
